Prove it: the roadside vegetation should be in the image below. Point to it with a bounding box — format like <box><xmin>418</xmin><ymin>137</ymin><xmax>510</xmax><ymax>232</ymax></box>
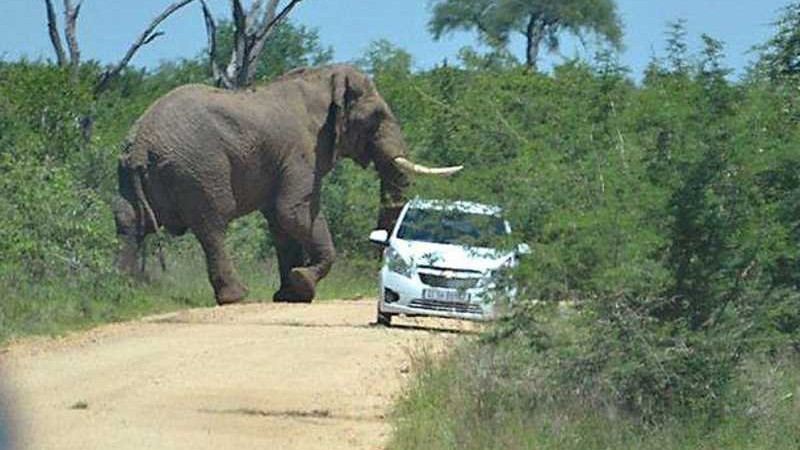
<box><xmin>1</xmin><ymin>0</ymin><xmax>799</xmax><ymax>447</ymax></box>
<box><xmin>387</xmin><ymin>4</ymin><xmax>800</xmax><ymax>449</ymax></box>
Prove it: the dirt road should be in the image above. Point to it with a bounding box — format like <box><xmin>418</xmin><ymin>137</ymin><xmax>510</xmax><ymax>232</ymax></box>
<box><xmin>1</xmin><ymin>299</ymin><xmax>475</xmax><ymax>450</ymax></box>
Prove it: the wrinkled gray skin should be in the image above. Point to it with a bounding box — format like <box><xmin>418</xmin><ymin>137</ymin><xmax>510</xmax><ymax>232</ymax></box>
<box><xmin>114</xmin><ymin>65</ymin><xmax>415</xmax><ymax>305</ymax></box>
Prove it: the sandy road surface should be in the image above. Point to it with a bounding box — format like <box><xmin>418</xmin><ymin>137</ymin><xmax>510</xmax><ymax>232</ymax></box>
<box><xmin>1</xmin><ymin>299</ymin><xmax>476</xmax><ymax>450</ymax></box>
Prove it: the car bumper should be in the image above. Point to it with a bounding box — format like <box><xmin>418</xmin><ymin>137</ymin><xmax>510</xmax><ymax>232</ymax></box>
<box><xmin>377</xmin><ymin>268</ymin><xmax>497</xmax><ymax>322</ymax></box>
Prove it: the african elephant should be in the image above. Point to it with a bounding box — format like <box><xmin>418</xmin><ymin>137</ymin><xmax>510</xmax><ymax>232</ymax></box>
<box><xmin>113</xmin><ymin>64</ymin><xmax>461</xmax><ymax>305</ymax></box>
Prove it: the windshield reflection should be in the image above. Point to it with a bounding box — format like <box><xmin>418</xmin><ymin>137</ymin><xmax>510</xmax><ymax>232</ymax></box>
<box><xmin>396</xmin><ymin>208</ymin><xmax>507</xmax><ymax>248</ymax></box>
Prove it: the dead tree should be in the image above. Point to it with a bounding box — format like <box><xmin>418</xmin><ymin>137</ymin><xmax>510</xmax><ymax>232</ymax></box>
<box><xmin>200</xmin><ymin>0</ymin><xmax>305</xmax><ymax>89</ymax></box>
<box><xmin>43</xmin><ymin>0</ymin><xmax>198</xmax><ymax>94</ymax></box>
<box><xmin>43</xmin><ymin>0</ymin><xmax>199</xmax><ymax>142</ymax></box>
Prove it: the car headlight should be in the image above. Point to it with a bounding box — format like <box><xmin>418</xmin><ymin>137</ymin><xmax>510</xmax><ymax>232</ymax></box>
<box><xmin>386</xmin><ymin>247</ymin><xmax>413</xmax><ymax>278</ymax></box>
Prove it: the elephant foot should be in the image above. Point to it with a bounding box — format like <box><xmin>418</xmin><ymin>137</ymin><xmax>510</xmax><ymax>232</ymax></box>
<box><xmin>272</xmin><ymin>287</ymin><xmax>304</xmax><ymax>303</ymax></box>
<box><xmin>288</xmin><ymin>268</ymin><xmax>317</xmax><ymax>303</ymax></box>
<box><xmin>215</xmin><ymin>282</ymin><xmax>249</xmax><ymax>305</ymax></box>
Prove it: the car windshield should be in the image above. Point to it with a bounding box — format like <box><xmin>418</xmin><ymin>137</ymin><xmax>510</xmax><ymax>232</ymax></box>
<box><xmin>396</xmin><ymin>207</ymin><xmax>507</xmax><ymax>247</ymax></box>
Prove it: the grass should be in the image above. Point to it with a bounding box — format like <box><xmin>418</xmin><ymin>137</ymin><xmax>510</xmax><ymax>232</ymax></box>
<box><xmin>388</xmin><ymin>335</ymin><xmax>800</xmax><ymax>450</ymax></box>
<box><xmin>0</xmin><ymin>248</ymin><xmax>379</xmax><ymax>344</ymax></box>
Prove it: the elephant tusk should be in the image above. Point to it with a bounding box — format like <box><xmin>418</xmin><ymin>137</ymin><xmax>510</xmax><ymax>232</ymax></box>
<box><xmin>392</xmin><ymin>157</ymin><xmax>463</xmax><ymax>176</ymax></box>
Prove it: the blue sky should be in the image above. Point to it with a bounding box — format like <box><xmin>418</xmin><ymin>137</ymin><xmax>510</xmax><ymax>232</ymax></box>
<box><xmin>1</xmin><ymin>0</ymin><xmax>793</xmax><ymax>79</ymax></box>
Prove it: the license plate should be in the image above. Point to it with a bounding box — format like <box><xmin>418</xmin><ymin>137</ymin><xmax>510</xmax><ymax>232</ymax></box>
<box><xmin>423</xmin><ymin>288</ymin><xmax>466</xmax><ymax>302</ymax></box>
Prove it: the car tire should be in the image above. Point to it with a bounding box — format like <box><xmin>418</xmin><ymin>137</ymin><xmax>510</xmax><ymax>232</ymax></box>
<box><xmin>377</xmin><ymin>310</ymin><xmax>393</xmax><ymax>326</ymax></box>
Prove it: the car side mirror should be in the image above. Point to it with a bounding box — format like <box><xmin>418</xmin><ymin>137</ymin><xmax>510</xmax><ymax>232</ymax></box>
<box><xmin>369</xmin><ymin>229</ymin><xmax>390</xmax><ymax>245</ymax></box>
<box><xmin>516</xmin><ymin>243</ymin><xmax>531</xmax><ymax>256</ymax></box>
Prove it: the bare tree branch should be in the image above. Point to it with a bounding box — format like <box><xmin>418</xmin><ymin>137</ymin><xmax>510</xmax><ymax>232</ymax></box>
<box><xmin>262</xmin><ymin>0</ymin><xmax>280</xmax><ymax>26</ymax></box>
<box><xmin>251</xmin><ymin>0</ymin><xmax>280</xmax><ymax>51</ymax></box>
<box><xmin>95</xmin><ymin>0</ymin><xmax>198</xmax><ymax>94</ymax></box>
<box><xmin>253</xmin><ymin>0</ymin><xmax>303</xmax><ymax>43</ymax></box>
<box><xmin>143</xmin><ymin>31</ymin><xmax>166</xmax><ymax>46</ymax></box>
<box><xmin>232</xmin><ymin>0</ymin><xmax>247</xmax><ymax>35</ymax></box>
<box><xmin>244</xmin><ymin>0</ymin><xmax>304</xmax><ymax>82</ymax></box>
<box><xmin>244</xmin><ymin>0</ymin><xmax>281</xmax><ymax>81</ymax></box>
<box><xmin>200</xmin><ymin>0</ymin><xmax>233</xmax><ymax>88</ymax></box>
<box><xmin>227</xmin><ymin>0</ymin><xmax>248</xmax><ymax>85</ymax></box>
<box><xmin>246</xmin><ymin>0</ymin><xmax>266</xmax><ymax>31</ymax></box>
<box><xmin>216</xmin><ymin>0</ymin><xmax>306</xmax><ymax>89</ymax></box>
<box><xmin>44</xmin><ymin>0</ymin><xmax>67</xmax><ymax>66</ymax></box>
<box><xmin>63</xmin><ymin>0</ymin><xmax>82</xmax><ymax>80</ymax></box>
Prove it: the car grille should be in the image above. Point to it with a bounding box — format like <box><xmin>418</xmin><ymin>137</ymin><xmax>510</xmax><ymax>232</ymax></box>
<box><xmin>409</xmin><ymin>299</ymin><xmax>483</xmax><ymax>314</ymax></box>
<box><xmin>419</xmin><ymin>273</ymin><xmax>480</xmax><ymax>289</ymax></box>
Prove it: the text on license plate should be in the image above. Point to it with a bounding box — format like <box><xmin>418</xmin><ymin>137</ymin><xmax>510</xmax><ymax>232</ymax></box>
<box><xmin>423</xmin><ymin>288</ymin><xmax>467</xmax><ymax>302</ymax></box>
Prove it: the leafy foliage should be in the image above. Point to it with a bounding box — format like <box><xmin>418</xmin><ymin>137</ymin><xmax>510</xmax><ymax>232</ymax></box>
<box><xmin>756</xmin><ymin>2</ymin><xmax>800</xmax><ymax>83</ymax></box>
<box><xmin>376</xmin><ymin>12</ymin><xmax>799</xmax><ymax>431</ymax></box>
<box><xmin>429</xmin><ymin>0</ymin><xmax>623</xmax><ymax>69</ymax></box>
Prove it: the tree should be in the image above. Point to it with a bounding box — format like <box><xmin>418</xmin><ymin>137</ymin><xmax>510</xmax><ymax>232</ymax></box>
<box><xmin>43</xmin><ymin>0</ymin><xmax>198</xmax><ymax>93</ymax></box>
<box><xmin>356</xmin><ymin>39</ymin><xmax>413</xmax><ymax>76</ymax></box>
<box><xmin>200</xmin><ymin>0</ymin><xmax>306</xmax><ymax>89</ymax></box>
<box><xmin>42</xmin><ymin>0</ymin><xmax>198</xmax><ymax>142</ymax></box>
<box><xmin>211</xmin><ymin>20</ymin><xmax>332</xmax><ymax>83</ymax></box>
<box><xmin>757</xmin><ymin>2</ymin><xmax>800</xmax><ymax>83</ymax></box>
<box><xmin>428</xmin><ymin>0</ymin><xmax>623</xmax><ymax>71</ymax></box>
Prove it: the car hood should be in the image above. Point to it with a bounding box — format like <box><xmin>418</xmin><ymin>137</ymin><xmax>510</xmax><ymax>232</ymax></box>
<box><xmin>391</xmin><ymin>239</ymin><xmax>513</xmax><ymax>273</ymax></box>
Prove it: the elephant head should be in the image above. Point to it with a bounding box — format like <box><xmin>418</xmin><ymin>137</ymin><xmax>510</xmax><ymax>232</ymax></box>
<box><xmin>327</xmin><ymin>66</ymin><xmax>462</xmax><ymax>230</ymax></box>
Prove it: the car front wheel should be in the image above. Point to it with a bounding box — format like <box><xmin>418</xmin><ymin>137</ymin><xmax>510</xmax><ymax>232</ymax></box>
<box><xmin>377</xmin><ymin>310</ymin><xmax>393</xmax><ymax>326</ymax></box>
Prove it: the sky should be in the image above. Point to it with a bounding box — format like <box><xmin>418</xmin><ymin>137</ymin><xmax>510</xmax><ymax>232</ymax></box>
<box><xmin>0</xmin><ymin>0</ymin><xmax>794</xmax><ymax>79</ymax></box>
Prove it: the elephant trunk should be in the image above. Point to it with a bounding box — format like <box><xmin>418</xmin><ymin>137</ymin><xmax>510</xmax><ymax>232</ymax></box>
<box><xmin>376</xmin><ymin>159</ymin><xmax>410</xmax><ymax>232</ymax></box>
<box><xmin>117</xmin><ymin>232</ymin><xmax>142</xmax><ymax>274</ymax></box>
<box><xmin>112</xmin><ymin>195</ymin><xmax>143</xmax><ymax>275</ymax></box>
<box><xmin>372</xmin><ymin>120</ymin><xmax>412</xmax><ymax>232</ymax></box>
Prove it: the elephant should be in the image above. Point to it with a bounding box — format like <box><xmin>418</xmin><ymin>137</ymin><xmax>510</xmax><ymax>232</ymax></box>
<box><xmin>113</xmin><ymin>64</ymin><xmax>462</xmax><ymax>305</ymax></box>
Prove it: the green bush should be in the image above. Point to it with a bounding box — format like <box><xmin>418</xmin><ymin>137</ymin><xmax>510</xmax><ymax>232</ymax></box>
<box><xmin>386</xmin><ymin>14</ymin><xmax>800</xmax><ymax>448</ymax></box>
<box><xmin>389</xmin><ymin>337</ymin><xmax>800</xmax><ymax>450</ymax></box>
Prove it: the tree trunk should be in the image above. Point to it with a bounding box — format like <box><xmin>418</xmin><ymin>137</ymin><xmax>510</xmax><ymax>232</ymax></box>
<box><xmin>202</xmin><ymin>0</ymin><xmax>305</xmax><ymax>89</ymax></box>
<box><xmin>525</xmin><ymin>15</ymin><xmax>543</xmax><ymax>71</ymax></box>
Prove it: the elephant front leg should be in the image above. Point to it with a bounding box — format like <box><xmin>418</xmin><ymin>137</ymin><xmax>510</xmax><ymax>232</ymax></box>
<box><xmin>273</xmin><ymin>204</ymin><xmax>336</xmax><ymax>303</ymax></box>
<box><xmin>271</xmin><ymin>154</ymin><xmax>337</xmax><ymax>302</ymax></box>
<box><xmin>291</xmin><ymin>212</ymin><xmax>336</xmax><ymax>301</ymax></box>
<box><xmin>264</xmin><ymin>210</ymin><xmax>307</xmax><ymax>302</ymax></box>
<box><xmin>194</xmin><ymin>227</ymin><xmax>249</xmax><ymax>305</ymax></box>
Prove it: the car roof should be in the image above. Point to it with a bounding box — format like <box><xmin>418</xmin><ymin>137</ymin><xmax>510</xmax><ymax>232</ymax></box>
<box><xmin>407</xmin><ymin>198</ymin><xmax>503</xmax><ymax>216</ymax></box>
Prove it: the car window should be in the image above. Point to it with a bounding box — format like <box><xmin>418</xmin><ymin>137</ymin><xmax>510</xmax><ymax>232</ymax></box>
<box><xmin>396</xmin><ymin>207</ymin><xmax>507</xmax><ymax>247</ymax></box>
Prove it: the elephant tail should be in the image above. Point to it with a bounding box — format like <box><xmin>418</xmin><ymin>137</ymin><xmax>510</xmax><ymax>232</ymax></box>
<box><xmin>120</xmin><ymin>136</ymin><xmax>160</xmax><ymax>234</ymax></box>
<box><xmin>132</xmin><ymin>169</ymin><xmax>162</xmax><ymax>273</ymax></box>
<box><xmin>132</xmin><ymin>167</ymin><xmax>160</xmax><ymax>234</ymax></box>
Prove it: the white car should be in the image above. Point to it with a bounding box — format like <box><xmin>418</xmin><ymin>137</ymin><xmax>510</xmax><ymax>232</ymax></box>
<box><xmin>369</xmin><ymin>198</ymin><xmax>528</xmax><ymax>326</ymax></box>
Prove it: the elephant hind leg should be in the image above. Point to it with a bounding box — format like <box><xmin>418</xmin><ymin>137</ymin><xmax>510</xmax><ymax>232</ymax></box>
<box><xmin>194</xmin><ymin>224</ymin><xmax>249</xmax><ymax>305</ymax></box>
